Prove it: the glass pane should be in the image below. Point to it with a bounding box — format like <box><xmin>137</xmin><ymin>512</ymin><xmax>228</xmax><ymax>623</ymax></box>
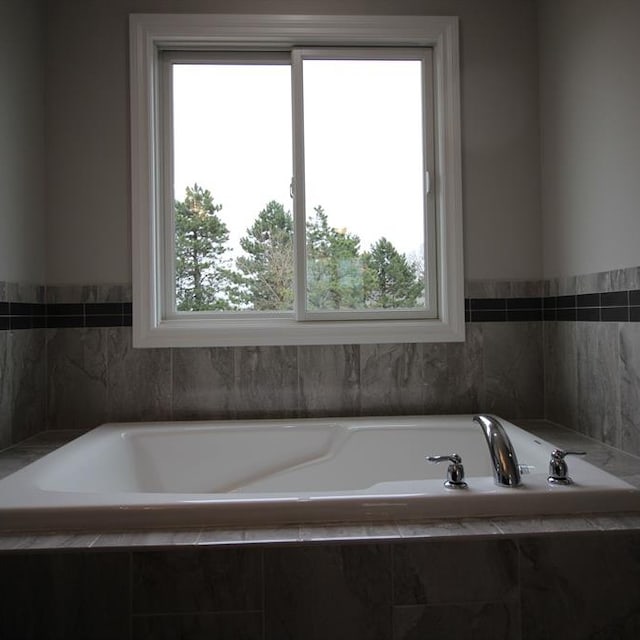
<box><xmin>303</xmin><ymin>59</ymin><xmax>426</xmax><ymax>312</ymax></box>
<box><xmin>172</xmin><ymin>64</ymin><xmax>293</xmax><ymax>312</ymax></box>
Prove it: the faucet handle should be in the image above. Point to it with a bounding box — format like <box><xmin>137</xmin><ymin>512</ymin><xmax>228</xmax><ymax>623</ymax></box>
<box><xmin>548</xmin><ymin>449</ymin><xmax>586</xmax><ymax>485</ymax></box>
<box><xmin>427</xmin><ymin>454</ymin><xmax>468</xmax><ymax>489</ymax></box>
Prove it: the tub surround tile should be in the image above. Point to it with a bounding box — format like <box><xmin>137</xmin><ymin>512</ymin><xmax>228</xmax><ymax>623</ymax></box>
<box><xmin>620</xmin><ymin>324</ymin><xmax>640</xmax><ymax>456</ymax></box>
<box><xmin>434</xmin><ymin>323</ymin><xmax>483</xmax><ymax>413</ymax></box>
<box><xmin>0</xmin><ymin>331</ymin><xmax>11</xmax><ymax>448</ymax></box>
<box><xmin>9</xmin><ymin>329</ymin><xmax>46</xmax><ymax>443</ymax></box>
<box><xmin>543</xmin><ymin>322</ymin><xmax>578</xmax><ymax>430</ymax></box>
<box><xmin>234</xmin><ymin>346</ymin><xmax>299</xmax><ymax>418</ymax></box>
<box><xmin>198</xmin><ymin>526</ymin><xmax>302</xmax><ymax>546</ymax></box>
<box><xmin>397</xmin><ymin>519</ymin><xmax>502</xmax><ymax>539</ymax></box>
<box><xmin>132</xmin><ymin>611</ymin><xmax>263</xmax><ymax>640</ymax></box>
<box><xmin>299</xmin><ymin>522</ymin><xmax>400</xmax><ymax>542</ymax></box>
<box><xmin>482</xmin><ymin>322</ymin><xmax>543</xmax><ymax>419</ymax></box>
<box><xmin>5</xmin><ymin>531</ymin><xmax>101</xmax><ymax>551</ymax></box>
<box><xmin>172</xmin><ymin>347</ymin><xmax>235</xmax><ymax>420</ymax></box>
<box><xmin>47</xmin><ymin>327</ymin><xmax>108</xmax><ymax>430</ymax></box>
<box><xmin>577</xmin><ymin>323</ymin><xmax>621</xmax><ymax>446</ymax></box>
<box><xmin>264</xmin><ymin>544</ymin><xmax>392</xmax><ymax>640</ymax></box>
<box><xmin>133</xmin><ymin>548</ymin><xmax>262</xmax><ymax>615</ymax></box>
<box><xmin>392</xmin><ymin>539</ymin><xmax>519</xmax><ymax>605</ymax></box>
<box><xmin>519</xmin><ymin>533</ymin><xmax>640</xmax><ymax>640</ymax></box>
<box><xmin>360</xmin><ymin>343</ymin><xmax>426</xmax><ymax>415</ymax></box>
<box><xmin>586</xmin><ymin>513</ymin><xmax>640</xmax><ymax>531</ymax></box>
<box><xmin>393</xmin><ymin>601</ymin><xmax>519</xmax><ymax>640</ymax></box>
<box><xmin>96</xmin><ymin>529</ymin><xmax>202</xmax><ymax>549</ymax></box>
<box><xmin>298</xmin><ymin>344</ymin><xmax>360</xmax><ymax>417</ymax></box>
<box><xmin>0</xmin><ymin>552</ymin><xmax>131</xmax><ymax>639</ymax></box>
<box><xmin>107</xmin><ymin>327</ymin><xmax>172</xmax><ymax>422</ymax></box>
<box><xmin>493</xmin><ymin>516</ymin><xmax>598</xmax><ymax>536</ymax></box>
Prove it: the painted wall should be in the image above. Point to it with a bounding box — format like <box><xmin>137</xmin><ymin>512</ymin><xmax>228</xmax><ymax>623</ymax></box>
<box><xmin>0</xmin><ymin>0</ymin><xmax>46</xmax><ymax>284</ymax></box>
<box><xmin>539</xmin><ymin>0</ymin><xmax>640</xmax><ymax>279</ymax></box>
<box><xmin>44</xmin><ymin>0</ymin><xmax>542</xmax><ymax>284</ymax></box>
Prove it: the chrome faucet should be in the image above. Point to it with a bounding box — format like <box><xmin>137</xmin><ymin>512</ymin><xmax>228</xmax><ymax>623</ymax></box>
<box><xmin>473</xmin><ymin>414</ymin><xmax>522</xmax><ymax>487</ymax></box>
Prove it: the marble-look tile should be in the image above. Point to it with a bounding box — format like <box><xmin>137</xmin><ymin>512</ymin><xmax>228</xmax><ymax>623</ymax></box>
<box><xmin>13</xmin><ymin>282</ymin><xmax>44</xmax><ymax>303</ymax></box>
<box><xmin>107</xmin><ymin>327</ymin><xmax>172</xmax><ymax>422</ymax></box>
<box><xmin>46</xmin><ymin>283</ymin><xmax>96</xmax><ymax>303</ymax></box>
<box><xmin>0</xmin><ymin>331</ymin><xmax>11</xmax><ymax>448</ymax></box>
<box><xmin>47</xmin><ymin>328</ymin><xmax>108</xmax><ymax>430</ymax></box>
<box><xmin>264</xmin><ymin>544</ymin><xmax>392</xmax><ymax>640</ymax></box>
<box><xmin>19</xmin><ymin>429</ymin><xmax>81</xmax><ymax>447</ymax></box>
<box><xmin>9</xmin><ymin>329</ymin><xmax>46</xmax><ymax>443</ymax></box>
<box><xmin>543</xmin><ymin>321</ymin><xmax>578</xmax><ymax>430</ymax></box>
<box><xmin>544</xmin><ymin>277</ymin><xmax>558</xmax><ymax>297</ymax></box>
<box><xmin>360</xmin><ymin>343</ymin><xmax>426</xmax><ymax>415</ymax></box>
<box><xmin>299</xmin><ymin>522</ymin><xmax>400</xmax><ymax>542</ymax></box>
<box><xmin>482</xmin><ymin>322</ymin><xmax>543</xmax><ymax>419</ymax></box>
<box><xmin>172</xmin><ymin>347</ymin><xmax>235</xmax><ymax>420</ymax></box>
<box><xmin>392</xmin><ymin>539</ymin><xmax>518</xmax><ymax>605</ymax></box>
<box><xmin>586</xmin><ymin>513</ymin><xmax>640</xmax><ymax>531</ymax></box>
<box><xmin>556</xmin><ymin>275</ymin><xmax>577</xmax><ymax>296</ymax></box>
<box><xmin>520</xmin><ymin>533</ymin><xmax>640</xmax><ymax>640</ymax></box>
<box><xmin>510</xmin><ymin>279</ymin><xmax>543</xmax><ymax>297</ymax></box>
<box><xmin>95</xmin><ymin>529</ymin><xmax>201</xmax><ymax>549</ymax></box>
<box><xmin>0</xmin><ymin>552</ymin><xmax>130</xmax><ymax>639</ymax></box>
<box><xmin>298</xmin><ymin>344</ymin><xmax>360</xmax><ymax>417</ymax></box>
<box><xmin>5</xmin><ymin>531</ymin><xmax>100</xmax><ymax>550</ymax></box>
<box><xmin>621</xmin><ymin>324</ymin><xmax>640</xmax><ymax>456</ymax></box>
<box><xmin>234</xmin><ymin>346</ymin><xmax>299</xmax><ymax>418</ymax></box>
<box><xmin>464</xmin><ymin>280</ymin><xmax>512</xmax><ymax>299</ymax></box>
<box><xmin>133</xmin><ymin>547</ymin><xmax>262</xmax><ymax>614</ymax></box>
<box><xmin>577</xmin><ymin>322</ymin><xmax>620</xmax><ymax>446</ymax></box>
<box><xmin>426</xmin><ymin>323</ymin><xmax>483</xmax><ymax>413</ymax></box>
<box><xmin>493</xmin><ymin>515</ymin><xmax>597</xmax><ymax>535</ymax></box>
<box><xmin>393</xmin><ymin>601</ymin><xmax>519</xmax><ymax>640</ymax></box>
<box><xmin>576</xmin><ymin>271</ymin><xmax>601</xmax><ymax>294</ymax></box>
<box><xmin>397</xmin><ymin>518</ymin><xmax>501</xmax><ymax>539</ymax></box>
<box><xmin>132</xmin><ymin>611</ymin><xmax>263</xmax><ymax>640</ymax></box>
<box><xmin>197</xmin><ymin>526</ymin><xmax>301</xmax><ymax>545</ymax></box>
<box><xmin>97</xmin><ymin>283</ymin><xmax>132</xmax><ymax>303</ymax></box>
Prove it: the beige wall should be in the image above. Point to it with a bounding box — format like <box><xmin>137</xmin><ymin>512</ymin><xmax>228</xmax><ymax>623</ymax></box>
<box><xmin>0</xmin><ymin>0</ymin><xmax>46</xmax><ymax>284</ymax></box>
<box><xmin>43</xmin><ymin>0</ymin><xmax>542</xmax><ymax>284</ymax></box>
<box><xmin>539</xmin><ymin>0</ymin><xmax>640</xmax><ymax>279</ymax></box>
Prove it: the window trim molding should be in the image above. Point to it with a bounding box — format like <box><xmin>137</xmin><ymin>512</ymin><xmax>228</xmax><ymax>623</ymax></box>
<box><xmin>130</xmin><ymin>13</ymin><xmax>465</xmax><ymax>347</ymax></box>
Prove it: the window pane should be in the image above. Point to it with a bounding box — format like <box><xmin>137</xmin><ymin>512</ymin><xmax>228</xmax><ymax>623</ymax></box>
<box><xmin>302</xmin><ymin>59</ymin><xmax>426</xmax><ymax>312</ymax></box>
<box><xmin>172</xmin><ymin>64</ymin><xmax>293</xmax><ymax>312</ymax></box>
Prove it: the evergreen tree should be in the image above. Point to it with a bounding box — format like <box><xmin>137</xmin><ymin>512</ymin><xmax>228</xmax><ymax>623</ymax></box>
<box><xmin>362</xmin><ymin>237</ymin><xmax>424</xmax><ymax>309</ymax></box>
<box><xmin>306</xmin><ymin>206</ymin><xmax>363</xmax><ymax>310</ymax></box>
<box><xmin>175</xmin><ymin>184</ymin><xmax>232</xmax><ymax>311</ymax></box>
<box><xmin>231</xmin><ymin>201</ymin><xmax>294</xmax><ymax>310</ymax></box>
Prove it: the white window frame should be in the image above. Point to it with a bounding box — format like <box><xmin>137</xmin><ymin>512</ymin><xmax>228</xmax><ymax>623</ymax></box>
<box><xmin>130</xmin><ymin>14</ymin><xmax>464</xmax><ymax>347</ymax></box>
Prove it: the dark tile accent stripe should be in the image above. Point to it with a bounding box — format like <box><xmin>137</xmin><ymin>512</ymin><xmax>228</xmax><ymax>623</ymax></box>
<box><xmin>1</xmin><ymin>294</ymin><xmax>638</xmax><ymax>329</ymax></box>
<box><xmin>0</xmin><ymin>302</ymin><xmax>132</xmax><ymax>330</ymax></box>
<box><xmin>467</xmin><ymin>290</ymin><xmax>638</xmax><ymax>323</ymax></box>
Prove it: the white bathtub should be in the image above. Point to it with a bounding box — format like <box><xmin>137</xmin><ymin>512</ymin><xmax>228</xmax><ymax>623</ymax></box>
<box><xmin>0</xmin><ymin>415</ymin><xmax>638</xmax><ymax>532</ymax></box>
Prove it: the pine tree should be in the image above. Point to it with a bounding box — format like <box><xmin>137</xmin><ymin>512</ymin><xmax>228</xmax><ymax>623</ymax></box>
<box><xmin>175</xmin><ymin>184</ymin><xmax>232</xmax><ymax>311</ymax></box>
<box><xmin>231</xmin><ymin>201</ymin><xmax>294</xmax><ymax>311</ymax></box>
<box><xmin>362</xmin><ymin>237</ymin><xmax>424</xmax><ymax>309</ymax></box>
<box><xmin>306</xmin><ymin>206</ymin><xmax>363</xmax><ymax>310</ymax></box>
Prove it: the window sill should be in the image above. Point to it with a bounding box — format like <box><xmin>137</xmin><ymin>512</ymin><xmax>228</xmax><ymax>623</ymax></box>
<box><xmin>133</xmin><ymin>313</ymin><xmax>465</xmax><ymax>348</ymax></box>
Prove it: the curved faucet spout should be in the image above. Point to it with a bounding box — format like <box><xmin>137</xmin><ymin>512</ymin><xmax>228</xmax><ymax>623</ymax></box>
<box><xmin>473</xmin><ymin>414</ymin><xmax>522</xmax><ymax>487</ymax></box>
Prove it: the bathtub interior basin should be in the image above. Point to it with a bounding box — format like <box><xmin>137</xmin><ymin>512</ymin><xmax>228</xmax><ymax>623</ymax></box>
<box><xmin>0</xmin><ymin>415</ymin><xmax>637</xmax><ymax>531</ymax></box>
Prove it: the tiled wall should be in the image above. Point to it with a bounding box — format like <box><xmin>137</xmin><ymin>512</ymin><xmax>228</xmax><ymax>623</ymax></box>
<box><xmin>2</xmin><ymin>267</ymin><xmax>639</xmax><ymax>456</ymax></box>
<box><xmin>0</xmin><ymin>281</ymin><xmax>545</xmax><ymax>440</ymax></box>
<box><xmin>543</xmin><ymin>266</ymin><xmax>640</xmax><ymax>456</ymax></box>
<box><xmin>0</xmin><ymin>283</ymin><xmax>46</xmax><ymax>448</ymax></box>
<box><xmin>2</xmin><ymin>533</ymin><xmax>640</xmax><ymax>639</ymax></box>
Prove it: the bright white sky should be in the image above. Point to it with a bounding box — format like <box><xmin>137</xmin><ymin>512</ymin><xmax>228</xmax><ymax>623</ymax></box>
<box><xmin>172</xmin><ymin>59</ymin><xmax>425</xmax><ymax>259</ymax></box>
